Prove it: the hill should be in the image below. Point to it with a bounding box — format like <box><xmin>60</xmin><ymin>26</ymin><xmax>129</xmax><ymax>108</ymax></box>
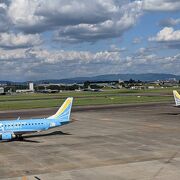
<box><xmin>34</xmin><ymin>73</ymin><xmax>180</xmax><ymax>84</ymax></box>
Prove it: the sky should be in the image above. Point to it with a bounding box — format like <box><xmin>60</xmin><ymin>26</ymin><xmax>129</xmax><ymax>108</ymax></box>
<box><xmin>0</xmin><ymin>0</ymin><xmax>180</xmax><ymax>81</ymax></box>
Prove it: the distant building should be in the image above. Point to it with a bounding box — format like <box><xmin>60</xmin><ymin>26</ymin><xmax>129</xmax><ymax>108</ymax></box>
<box><xmin>118</xmin><ymin>79</ymin><xmax>124</xmax><ymax>83</ymax></box>
<box><xmin>16</xmin><ymin>82</ymin><xmax>34</xmax><ymax>93</ymax></box>
<box><xmin>0</xmin><ymin>87</ymin><xmax>4</xmax><ymax>94</ymax></box>
<box><xmin>148</xmin><ymin>86</ymin><xmax>155</xmax><ymax>89</ymax></box>
<box><xmin>130</xmin><ymin>86</ymin><xmax>146</xmax><ymax>90</ymax></box>
<box><xmin>168</xmin><ymin>78</ymin><xmax>177</xmax><ymax>82</ymax></box>
<box><xmin>29</xmin><ymin>82</ymin><xmax>34</xmax><ymax>91</ymax></box>
<box><xmin>16</xmin><ymin>89</ymin><xmax>33</xmax><ymax>93</ymax></box>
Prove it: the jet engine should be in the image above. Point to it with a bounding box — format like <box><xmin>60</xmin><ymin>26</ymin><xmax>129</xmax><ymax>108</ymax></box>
<box><xmin>0</xmin><ymin>133</ymin><xmax>15</xmax><ymax>140</ymax></box>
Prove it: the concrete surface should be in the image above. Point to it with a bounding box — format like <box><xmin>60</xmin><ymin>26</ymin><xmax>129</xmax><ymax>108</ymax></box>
<box><xmin>1</xmin><ymin>103</ymin><xmax>180</xmax><ymax>179</ymax></box>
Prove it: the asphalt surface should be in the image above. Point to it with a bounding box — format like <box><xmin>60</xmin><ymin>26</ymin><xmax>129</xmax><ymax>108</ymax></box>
<box><xmin>1</xmin><ymin>103</ymin><xmax>180</xmax><ymax>180</ymax></box>
<box><xmin>0</xmin><ymin>102</ymin><xmax>172</xmax><ymax>120</ymax></box>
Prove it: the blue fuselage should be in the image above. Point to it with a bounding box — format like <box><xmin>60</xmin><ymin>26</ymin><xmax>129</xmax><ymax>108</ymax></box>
<box><xmin>0</xmin><ymin>118</ymin><xmax>66</xmax><ymax>135</ymax></box>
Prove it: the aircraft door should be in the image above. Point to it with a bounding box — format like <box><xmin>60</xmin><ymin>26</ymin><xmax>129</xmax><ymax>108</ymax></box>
<box><xmin>0</xmin><ymin>123</ymin><xmax>4</xmax><ymax>132</ymax></box>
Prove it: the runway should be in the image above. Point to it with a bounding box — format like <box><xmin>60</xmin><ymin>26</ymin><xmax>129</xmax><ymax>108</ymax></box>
<box><xmin>1</xmin><ymin>103</ymin><xmax>180</xmax><ymax>180</ymax></box>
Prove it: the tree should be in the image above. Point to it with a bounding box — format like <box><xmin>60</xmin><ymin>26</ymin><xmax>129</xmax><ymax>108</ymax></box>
<box><xmin>84</xmin><ymin>81</ymin><xmax>90</xmax><ymax>88</ymax></box>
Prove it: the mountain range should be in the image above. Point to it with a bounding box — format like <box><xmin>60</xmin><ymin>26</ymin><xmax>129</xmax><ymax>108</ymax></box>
<box><xmin>34</xmin><ymin>73</ymin><xmax>180</xmax><ymax>84</ymax></box>
<box><xmin>0</xmin><ymin>73</ymin><xmax>180</xmax><ymax>84</ymax></box>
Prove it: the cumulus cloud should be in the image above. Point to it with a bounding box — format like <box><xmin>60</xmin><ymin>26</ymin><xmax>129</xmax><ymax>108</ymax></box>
<box><xmin>124</xmin><ymin>52</ymin><xmax>180</xmax><ymax>74</ymax></box>
<box><xmin>0</xmin><ymin>48</ymin><xmax>27</xmax><ymax>60</ymax></box>
<box><xmin>133</xmin><ymin>37</ymin><xmax>142</xmax><ymax>44</ymax></box>
<box><xmin>0</xmin><ymin>0</ymin><xmax>143</xmax><ymax>44</ymax></box>
<box><xmin>159</xmin><ymin>18</ymin><xmax>180</xmax><ymax>27</ymax></box>
<box><xmin>54</xmin><ymin>1</ymin><xmax>142</xmax><ymax>43</ymax></box>
<box><xmin>0</xmin><ymin>2</ymin><xmax>10</xmax><ymax>32</ymax></box>
<box><xmin>0</xmin><ymin>48</ymin><xmax>123</xmax><ymax>80</ymax></box>
<box><xmin>0</xmin><ymin>0</ymin><xmax>179</xmax><ymax>80</ymax></box>
<box><xmin>0</xmin><ymin>32</ymin><xmax>42</xmax><ymax>49</ymax></box>
<box><xmin>0</xmin><ymin>47</ymin><xmax>179</xmax><ymax>81</ymax></box>
<box><xmin>7</xmin><ymin>0</ymin><xmax>120</xmax><ymax>33</ymax></box>
<box><xmin>143</xmin><ymin>0</ymin><xmax>180</xmax><ymax>11</ymax></box>
<box><xmin>6</xmin><ymin>0</ymin><xmax>143</xmax><ymax>43</ymax></box>
<box><xmin>149</xmin><ymin>27</ymin><xmax>180</xmax><ymax>42</ymax></box>
<box><xmin>27</xmin><ymin>48</ymin><xmax>121</xmax><ymax>64</ymax></box>
<box><xmin>0</xmin><ymin>48</ymin><xmax>121</xmax><ymax>65</ymax></box>
<box><xmin>109</xmin><ymin>44</ymin><xmax>126</xmax><ymax>52</ymax></box>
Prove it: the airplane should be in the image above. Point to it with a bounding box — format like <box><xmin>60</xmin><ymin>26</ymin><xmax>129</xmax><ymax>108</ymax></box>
<box><xmin>0</xmin><ymin>97</ymin><xmax>73</xmax><ymax>141</ymax></box>
<box><xmin>173</xmin><ymin>90</ymin><xmax>180</xmax><ymax>107</ymax></box>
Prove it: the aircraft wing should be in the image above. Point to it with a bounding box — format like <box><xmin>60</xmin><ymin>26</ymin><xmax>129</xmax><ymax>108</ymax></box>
<box><xmin>13</xmin><ymin>129</ymin><xmax>39</xmax><ymax>135</ymax></box>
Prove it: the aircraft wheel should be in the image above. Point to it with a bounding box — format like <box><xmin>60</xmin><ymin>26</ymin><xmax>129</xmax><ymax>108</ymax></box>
<box><xmin>16</xmin><ymin>135</ymin><xmax>23</xmax><ymax>140</ymax></box>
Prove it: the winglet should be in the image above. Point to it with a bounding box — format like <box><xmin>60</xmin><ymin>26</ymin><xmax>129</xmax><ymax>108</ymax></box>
<box><xmin>48</xmin><ymin>97</ymin><xmax>73</xmax><ymax>122</ymax></box>
<box><xmin>173</xmin><ymin>90</ymin><xmax>180</xmax><ymax>107</ymax></box>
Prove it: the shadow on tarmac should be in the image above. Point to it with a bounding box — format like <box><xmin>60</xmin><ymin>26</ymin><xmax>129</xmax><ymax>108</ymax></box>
<box><xmin>24</xmin><ymin>130</ymin><xmax>71</xmax><ymax>138</ymax></box>
<box><xmin>0</xmin><ymin>130</ymin><xmax>71</xmax><ymax>143</ymax></box>
<box><xmin>159</xmin><ymin>112</ymin><xmax>180</xmax><ymax>116</ymax></box>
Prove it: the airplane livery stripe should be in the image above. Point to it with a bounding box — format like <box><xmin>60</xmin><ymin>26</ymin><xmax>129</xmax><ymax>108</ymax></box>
<box><xmin>54</xmin><ymin>98</ymin><xmax>72</xmax><ymax>118</ymax></box>
<box><xmin>175</xmin><ymin>92</ymin><xmax>180</xmax><ymax>99</ymax></box>
<box><xmin>59</xmin><ymin>106</ymin><xmax>71</xmax><ymax>117</ymax></box>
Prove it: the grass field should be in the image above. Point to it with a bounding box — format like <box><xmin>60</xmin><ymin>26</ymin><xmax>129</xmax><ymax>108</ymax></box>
<box><xmin>0</xmin><ymin>87</ymin><xmax>177</xmax><ymax>110</ymax></box>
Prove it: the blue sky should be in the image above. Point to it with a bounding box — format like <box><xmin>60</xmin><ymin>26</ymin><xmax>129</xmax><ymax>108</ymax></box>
<box><xmin>0</xmin><ymin>0</ymin><xmax>180</xmax><ymax>81</ymax></box>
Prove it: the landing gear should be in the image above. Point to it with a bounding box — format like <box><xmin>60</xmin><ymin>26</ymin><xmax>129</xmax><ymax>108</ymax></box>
<box><xmin>15</xmin><ymin>135</ymin><xmax>23</xmax><ymax>141</ymax></box>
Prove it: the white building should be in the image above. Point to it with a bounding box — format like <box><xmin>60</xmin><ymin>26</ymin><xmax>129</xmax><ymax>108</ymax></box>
<box><xmin>29</xmin><ymin>82</ymin><xmax>34</xmax><ymax>91</ymax></box>
<box><xmin>16</xmin><ymin>83</ymin><xmax>34</xmax><ymax>93</ymax></box>
<box><xmin>16</xmin><ymin>89</ymin><xmax>32</xmax><ymax>93</ymax></box>
<box><xmin>0</xmin><ymin>87</ymin><xmax>4</xmax><ymax>94</ymax></box>
<box><xmin>148</xmin><ymin>86</ymin><xmax>155</xmax><ymax>89</ymax></box>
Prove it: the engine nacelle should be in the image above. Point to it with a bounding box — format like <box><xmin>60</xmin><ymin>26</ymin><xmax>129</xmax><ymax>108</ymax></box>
<box><xmin>0</xmin><ymin>133</ymin><xmax>15</xmax><ymax>140</ymax></box>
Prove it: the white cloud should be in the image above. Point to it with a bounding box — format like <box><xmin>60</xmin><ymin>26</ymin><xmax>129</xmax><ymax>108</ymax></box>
<box><xmin>0</xmin><ymin>48</ymin><xmax>27</xmax><ymax>60</ymax></box>
<box><xmin>159</xmin><ymin>18</ymin><xmax>180</xmax><ymax>27</ymax></box>
<box><xmin>0</xmin><ymin>2</ymin><xmax>10</xmax><ymax>32</ymax></box>
<box><xmin>0</xmin><ymin>47</ymin><xmax>123</xmax><ymax>80</ymax></box>
<box><xmin>124</xmin><ymin>52</ymin><xmax>180</xmax><ymax>74</ymax></box>
<box><xmin>0</xmin><ymin>47</ymin><xmax>180</xmax><ymax>81</ymax></box>
<box><xmin>143</xmin><ymin>0</ymin><xmax>180</xmax><ymax>11</ymax></box>
<box><xmin>149</xmin><ymin>27</ymin><xmax>180</xmax><ymax>42</ymax></box>
<box><xmin>0</xmin><ymin>0</ymin><xmax>179</xmax><ymax>81</ymax></box>
<box><xmin>54</xmin><ymin>1</ymin><xmax>142</xmax><ymax>43</ymax></box>
<box><xmin>27</xmin><ymin>48</ymin><xmax>121</xmax><ymax>64</ymax></box>
<box><xmin>133</xmin><ymin>37</ymin><xmax>142</xmax><ymax>44</ymax></box>
<box><xmin>109</xmin><ymin>44</ymin><xmax>126</xmax><ymax>52</ymax></box>
<box><xmin>8</xmin><ymin>0</ymin><xmax>44</xmax><ymax>32</ymax></box>
<box><xmin>6</xmin><ymin>0</ymin><xmax>143</xmax><ymax>43</ymax></box>
<box><xmin>0</xmin><ymin>32</ymin><xmax>42</xmax><ymax>49</ymax></box>
<box><xmin>7</xmin><ymin>0</ymin><xmax>119</xmax><ymax>33</ymax></box>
